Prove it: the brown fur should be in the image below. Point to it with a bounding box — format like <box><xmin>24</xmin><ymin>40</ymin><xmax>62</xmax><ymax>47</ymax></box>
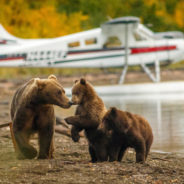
<box><xmin>10</xmin><ymin>75</ymin><xmax>71</xmax><ymax>159</ymax></box>
<box><xmin>101</xmin><ymin>107</ymin><xmax>153</xmax><ymax>163</ymax></box>
<box><xmin>65</xmin><ymin>78</ymin><xmax>108</xmax><ymax>162</ymax></box>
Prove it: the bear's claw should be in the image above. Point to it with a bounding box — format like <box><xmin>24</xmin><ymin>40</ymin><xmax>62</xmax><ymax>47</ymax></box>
<box><xmin>64</xmin><ymin>117</ymin><xmax>73</xmax><ymax>125</ymax></box>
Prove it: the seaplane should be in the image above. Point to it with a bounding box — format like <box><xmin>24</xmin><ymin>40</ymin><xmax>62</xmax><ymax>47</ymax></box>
<box><xmin>1</xmin><ymin>16</ymin><xmax>184</xmax><ymax>84</ymax></box>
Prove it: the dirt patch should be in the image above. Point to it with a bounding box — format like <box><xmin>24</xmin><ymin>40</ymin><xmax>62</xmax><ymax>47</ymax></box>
<box><xmin>0</xmin><ymin>129</ymin><xmax>183</xmax><ymax>184</ymax></box>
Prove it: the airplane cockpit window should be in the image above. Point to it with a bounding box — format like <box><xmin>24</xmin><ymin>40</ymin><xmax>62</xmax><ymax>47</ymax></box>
<box><xmin>133</xmin><ymin>32</ymin><xmax>146</xmax><ymax>41</ymax></box>
<box><xmin>68</xmin><ymin>41</ymin><xmax>80</xmax><ymax>48</ymax></box>
<box><xmin>103</xmin><ymin>36</ymin><xmax>121</xmax><ymax>48</ymax></box>
<box><xmin>85</xmin><ymin>38</ymin><xmax>97</xmax><ymax>45</ymax></box>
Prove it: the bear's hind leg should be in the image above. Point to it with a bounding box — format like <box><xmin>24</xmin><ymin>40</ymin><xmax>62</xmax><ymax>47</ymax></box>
<box><xmin>89</xmin><ymin>146</ymin><xmax>97</xmax><ymax>163</ymax></box>
<box><xmin>134</xmin><ymin>136</ymin><xmax>146</xmax><ymax>163</ymax></box>
<box><xmin>14</xmin><ymin>130</ymin><xmax>37</xmax><ymax>159</ymax></box>
<box><xmin>145</xmin><ymin>136</ymin><xmax>153</xmax><ymax>160</ymax></box>
<box><xmin>134</xmin><ymin>138</ymin><xmax>146</xmax><ymax>163</ymax></box>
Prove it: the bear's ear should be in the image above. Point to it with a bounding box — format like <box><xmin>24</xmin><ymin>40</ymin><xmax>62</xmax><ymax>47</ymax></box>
<box><xmin>34</xmin><ymin>78</ymin><xmax>41</xmax><ymax>85</ymax></box>
<box><xmin>35</xmin><ymin>79</ymin><xmax>46</xmax><ymax>90</ymax></box>
<box><xmin>80</xmin><ymin>78</ymin><xmax>86</xmax><ymax>85</ymax></box>
<box><xmin>110</xmin><ymin>107</ymin><xmax>117</xmax><ymax>117</ymax></box>
<box><xmin>74</xmin><ymin>80</ymin><xmax>79</xmax><ymax>84</ymax></box>
<box><xmin>48</xmin><ymin>75</ymin><xmax>57</xmax><ymax>81</ymax></box>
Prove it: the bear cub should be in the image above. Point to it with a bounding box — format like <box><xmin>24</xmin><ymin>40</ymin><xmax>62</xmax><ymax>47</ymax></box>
<box><xmin>65</xmin><ymin>78</ymin><xmax>108</xmax><ymax>162</ymax></box>
<box><xmin>101</xmin><ymin>107</ymin><xmax>153</xmax><ymax>163</ymax></box>
<box><xmin>10</xmin><ymin>75</ymin><xmax>71</xmax><ymax>159</ymax></box>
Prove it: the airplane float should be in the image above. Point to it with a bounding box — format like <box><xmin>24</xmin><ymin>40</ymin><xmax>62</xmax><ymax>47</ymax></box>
<box><xmin>1</xmin><ymin>16</ymin><xmax>184</xmax><ymax>83</ymax></box>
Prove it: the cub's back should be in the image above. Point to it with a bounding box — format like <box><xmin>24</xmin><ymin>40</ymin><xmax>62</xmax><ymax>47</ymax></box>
<box><xmin>133</xmin><ymin>114</ymin><xmax>153</xmax><ymax>140</ymax></box>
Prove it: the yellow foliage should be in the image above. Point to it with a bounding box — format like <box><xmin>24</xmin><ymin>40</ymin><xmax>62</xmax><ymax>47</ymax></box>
<box><xmin>0</xmin><ymin>0</ymin><xmax>183</xmax><ymax>39</ymax></box>
<box><xmin>0</xmin><ymin>0</ymin><xmax>88</xmax><ymax>38</ymax></box>
<box><xmin>144</xmin><ymin>0</ymin><xmax>157</xmax><ymax>6</ymax></box>
<box><xmin>174</xmin><ymin>2</ymin><xmax>184</xmax><ymax>27</ymax></box>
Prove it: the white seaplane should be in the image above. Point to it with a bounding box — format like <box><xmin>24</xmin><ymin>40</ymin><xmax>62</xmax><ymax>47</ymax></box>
<box><xmin>1</xmin><ymin>16</ymin><xmax>184</xmax><ymax>84</ymax></box>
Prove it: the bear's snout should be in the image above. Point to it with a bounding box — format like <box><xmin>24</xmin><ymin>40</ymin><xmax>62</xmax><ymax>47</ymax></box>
<box><xmin>68</xmin><ymin>101</ymin><xmax>74</xmax><ymax>105</ymax></box>
<box><xmin>61</xmin><ymin>102</ymin><xmax>72</xmax><ymax>108</ymax></box>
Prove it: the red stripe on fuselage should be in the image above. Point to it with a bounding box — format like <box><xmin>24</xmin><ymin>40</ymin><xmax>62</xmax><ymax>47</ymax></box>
<box><xmin>67</xmin><ymin>45</ymin><xmax>177</xmax><ymax>55</ymax></box>
<box><xmin>0</xmin><ymin>57</ymin><xmax>24</xmax><ymax>62</ymax></box>
<box><xmin>131</xmin><ymin>45</ymin><xmax>176</xmax><ymax>54</ymax></box>
<box><xmin>0</xmin><ymin>40</ymin><xmax>7</xmax><ymax>44</ymax></box>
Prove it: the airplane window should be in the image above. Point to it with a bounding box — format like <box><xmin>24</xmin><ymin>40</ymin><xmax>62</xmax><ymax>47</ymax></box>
<box><xmin>47</xmin><ymin>51</ymin><xmax>50</xmax><ymax>55</ymax></box>
<box><xmin>103</xmin><ymin>36</ymin><xmax>121</xmax><ymax>48</ymax></box>
<box><xmin>85</xmin><ymin>38</ymin><xmax>97</xmax><ymax>45</ymax></box>
<box><xmin>68</xmin><ymin>41</ymin><xmax>80</xmax><ymax>48</ymax></box>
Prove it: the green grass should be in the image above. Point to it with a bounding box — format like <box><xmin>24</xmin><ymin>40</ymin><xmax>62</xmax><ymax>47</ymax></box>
<box><xmin>165</xmin><ymin>60</ymin><xmax>184</xmax><ymax>70</ymax></box>
<box><xmin>0</xmin><ymin>60</ymin><xmax>184</xmax><ymax>80</ymax></box>
<box><xmin>0</xmin><ymin>68</ymin><xmax>101</xmax><ymax>79</ymax></box>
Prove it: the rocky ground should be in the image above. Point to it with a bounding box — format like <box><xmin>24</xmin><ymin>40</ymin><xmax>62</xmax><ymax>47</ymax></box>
<box><xmin>0</xmin><ymin>69</ymin><xmax>184</xmax><ymax>184</ymax></box>
<box><xmin>0</xmin><ymin>128</ymin><xmax>184</xmax><ymax>184</ymax></box>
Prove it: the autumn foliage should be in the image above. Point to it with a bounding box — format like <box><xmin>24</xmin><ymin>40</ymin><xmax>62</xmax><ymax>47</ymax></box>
<box><xmin>0</xmin><ymin>0</ymin><xmax>88</xmax><ymax>38</ymax></box>
<box><xmin>0</xmin><ymin>0</ymin><xmax>184</xmax><ymax>39</ymax></box>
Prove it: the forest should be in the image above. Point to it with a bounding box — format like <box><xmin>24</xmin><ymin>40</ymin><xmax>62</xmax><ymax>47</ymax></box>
<box><xmin>0</xmin><ymin>0</ymin><xmax>184</xmax><ymax>38</ymax></box>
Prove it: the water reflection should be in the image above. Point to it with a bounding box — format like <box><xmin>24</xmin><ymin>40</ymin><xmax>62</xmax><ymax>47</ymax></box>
<box><xmin>102</xmin><ymin>94</ymin><xmax>184</xmax><ymax>153</ymax></box>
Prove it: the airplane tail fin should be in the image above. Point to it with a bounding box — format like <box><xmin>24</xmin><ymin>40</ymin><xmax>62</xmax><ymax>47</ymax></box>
<box><xmin>0</xmin><ymin>24</ymin><xmax>19</xmax><ymax>40</ymax></box>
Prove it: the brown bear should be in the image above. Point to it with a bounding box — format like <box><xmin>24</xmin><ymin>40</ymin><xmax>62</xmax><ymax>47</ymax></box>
<box><xmin>10</xmin><ymin>75</ymin><xmax>71</xmax><ymax>159</ymax></box>
<box><xmin>101</xmin><ymin>107</ymin><xmax>153</xmax><ymax>163</ymax></box>
<box><xmin>65</xmin><ymin>78</ymin><xmax>109</xmax><ymax>162</ymax></box>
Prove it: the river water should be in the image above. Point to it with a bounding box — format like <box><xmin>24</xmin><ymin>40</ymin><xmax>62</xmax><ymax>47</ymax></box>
<box><xmin>102</xmin><ymin>93</ymin><xmax>184</xmax><ymax>154</ymax></box>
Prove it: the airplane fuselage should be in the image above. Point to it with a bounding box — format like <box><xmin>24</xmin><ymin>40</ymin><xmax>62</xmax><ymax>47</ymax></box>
<box><xmin>0</xmin><ymin>16</ymin><xmax>184</xmax><ymax>68</ymax></box>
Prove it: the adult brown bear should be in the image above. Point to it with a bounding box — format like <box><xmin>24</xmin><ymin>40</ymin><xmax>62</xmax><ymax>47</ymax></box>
<box><xmin>10</xmin><ymin>75</ymin><xmax>71</xmax><ymax>159</ymax></box>
<box><xmin>101</xmin><ymin>107</ymin><xmax>153</xmax><ymax>163</ymax></box>
<box><xmin>65</xmin><ymin>78</ymin><xmax>108</xmax><ymax>162</ymax></box>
